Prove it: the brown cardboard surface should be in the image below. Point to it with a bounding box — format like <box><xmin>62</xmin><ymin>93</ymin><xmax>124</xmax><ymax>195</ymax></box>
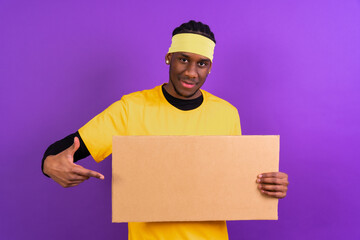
<box><xmin>112</xmin><ymin>135</ymin><xmax>279</xmax><ymax>222</ymax></box>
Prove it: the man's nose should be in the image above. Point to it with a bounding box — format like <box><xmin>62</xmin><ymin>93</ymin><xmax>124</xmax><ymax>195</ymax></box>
<box><xmin>184</xmin><ymin>63</ymin><xmax>198</xmax><ymax>79</ymax></box>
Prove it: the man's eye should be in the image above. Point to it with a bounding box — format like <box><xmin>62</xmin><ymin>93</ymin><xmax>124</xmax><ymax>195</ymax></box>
<box><xmin>180</xmin><ymin>58</ymin><xmax>188</xmax><ymax>63</ymax></box>
<box><xmin>198</xmin><ymin>62</ymin><xmax>207</xmax><ymax>67</ymax></box>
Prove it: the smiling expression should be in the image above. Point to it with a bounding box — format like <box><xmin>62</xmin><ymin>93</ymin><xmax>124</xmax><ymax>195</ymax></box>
<box><xmin>164</xmin><ymin>52</ymin><xmax>212</xmax><ymax>100</ymax></box>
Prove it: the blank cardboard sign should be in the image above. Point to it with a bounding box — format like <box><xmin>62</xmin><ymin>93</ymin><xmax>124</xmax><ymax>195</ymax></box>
<box><xmin>112</xmin><ymin>135</ymin><xmax>279</xmax><ymax>222</ymax></box>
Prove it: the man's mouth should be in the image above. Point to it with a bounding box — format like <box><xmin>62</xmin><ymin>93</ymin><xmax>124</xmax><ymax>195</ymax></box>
<box><xmin>180</xmin><ymin>80</ymin><xmax>196</xmax><ymax>89</ymax></box>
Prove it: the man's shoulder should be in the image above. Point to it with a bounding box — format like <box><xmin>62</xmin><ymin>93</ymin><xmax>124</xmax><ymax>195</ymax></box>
<box><xmin>119</xmin><ymin>85</ymin><xmax>161</xmax><ymax>104</ymax></box>
<box><xmin>202</xmin><ymin>89</ymin><xmax>238</xmax><ymax>112</ymax></box>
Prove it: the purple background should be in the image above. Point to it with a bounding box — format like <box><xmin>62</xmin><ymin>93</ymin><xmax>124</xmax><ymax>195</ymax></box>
<box><xmin>1</xmin><ymin>0</ymin><xmax>359</xmax><ymax>239</ymax></box>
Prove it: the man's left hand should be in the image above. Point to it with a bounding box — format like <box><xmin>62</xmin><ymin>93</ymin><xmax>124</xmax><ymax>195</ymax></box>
<box><xmin>256</xmin><ymin>172</ymin><xmax>289</xmax><ymax>199</ymax></box>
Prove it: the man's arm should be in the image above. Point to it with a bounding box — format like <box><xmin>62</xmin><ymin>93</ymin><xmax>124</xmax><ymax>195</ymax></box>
<box><xmin>42</xmin><ymin>132</ymin><xmax>104</xmax><ymax>187</ymax></box>
<box><xmin>41</xmin><ymin>131</ymin><xmax>90</xmax><ymax>177</ymax></box>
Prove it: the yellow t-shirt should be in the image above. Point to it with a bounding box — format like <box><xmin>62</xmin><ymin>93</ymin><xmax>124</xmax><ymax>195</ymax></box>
<box><xmin>79</xmin><ymin>85</ymin><xmax>241</xmax><ymax>240</ymax></box>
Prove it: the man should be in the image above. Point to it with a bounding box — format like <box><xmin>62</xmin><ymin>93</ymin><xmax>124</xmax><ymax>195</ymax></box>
<box><xmin>42</xmin><ymin>20</ymin><xmax>289</xmax><ymax>240</ymax></box>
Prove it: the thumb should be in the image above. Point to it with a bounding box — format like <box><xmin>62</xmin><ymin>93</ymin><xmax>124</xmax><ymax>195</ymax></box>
<box><xmin>69</xmin><ymin>136</ymin><xmax>80</xmax><ymax>155</ymax></box>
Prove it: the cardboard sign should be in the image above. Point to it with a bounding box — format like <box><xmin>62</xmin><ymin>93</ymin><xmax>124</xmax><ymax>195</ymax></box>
<box><xmin>112</xmin><ymin>135</ymin><xmax>279</xmax><ymax>222</ymax></box>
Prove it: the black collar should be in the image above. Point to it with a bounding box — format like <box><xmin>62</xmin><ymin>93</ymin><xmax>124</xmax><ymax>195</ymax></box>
<box><xmin>162</xmin><ymin>85</ymin><xmax>203</xmax><ymax>111</ymax></box>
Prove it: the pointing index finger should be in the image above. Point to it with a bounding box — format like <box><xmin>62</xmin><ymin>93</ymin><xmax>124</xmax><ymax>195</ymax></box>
<box><xmin>72</xmin><ymin>167</ymin><xmax>105</xmax><ymax>180</ymax></box>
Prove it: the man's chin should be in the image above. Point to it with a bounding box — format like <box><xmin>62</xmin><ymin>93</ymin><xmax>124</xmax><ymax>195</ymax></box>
<box><xmin>174</xmin><ymin>88</ymin><xmax>200</xmax><ymax>99</ymax></box>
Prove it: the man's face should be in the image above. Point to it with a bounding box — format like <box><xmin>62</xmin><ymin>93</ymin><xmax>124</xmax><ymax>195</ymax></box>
<box><xmin>164</xmin><ymin>52</ymin><xmax>212</xmax><ymax>99</ymax></box>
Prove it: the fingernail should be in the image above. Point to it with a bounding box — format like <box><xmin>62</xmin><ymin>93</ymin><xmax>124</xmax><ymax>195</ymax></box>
<box><xmin>256</xmin><ymin>179</ymin><xmax>261</xmax><ymax>183</ymax></box>
<box><xmin>258</xmin><ymin>174</ymin><xmax>262</xmax><ymax>178</ymax></box>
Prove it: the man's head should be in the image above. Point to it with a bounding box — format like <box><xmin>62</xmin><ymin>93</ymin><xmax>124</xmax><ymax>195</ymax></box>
<box><xmin>164</xmin><ymin>21</ymin><xmax>216</xmax><ymax>99</ymax></box>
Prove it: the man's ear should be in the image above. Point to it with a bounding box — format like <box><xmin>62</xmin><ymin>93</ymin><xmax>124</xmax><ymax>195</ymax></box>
<box><xmin>165</xmin><ymin>53</ymin><xmax>172</xmax><ymax>65</ymax></box>
<box><xmin>208</xmin><ymin>62</ymin><xmax>213</xmax><ymax>74</ymax></box>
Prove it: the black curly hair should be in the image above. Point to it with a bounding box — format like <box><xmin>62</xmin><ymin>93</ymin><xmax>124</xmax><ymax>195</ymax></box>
<box><xmin>172</xmin><ymin>20</ymin><xmax>216</xmax><ymax>44</ymax></box>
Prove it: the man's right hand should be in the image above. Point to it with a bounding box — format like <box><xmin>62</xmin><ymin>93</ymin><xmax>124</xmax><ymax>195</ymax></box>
<box><xmin>43</xmin><ymin>137</ymin><xmax>104</xmax><ymax>188</ymax></box>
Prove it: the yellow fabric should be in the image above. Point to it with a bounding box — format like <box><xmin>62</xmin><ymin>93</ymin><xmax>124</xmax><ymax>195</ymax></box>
<box><xmin>168</xmin><ymin>33</ymin><xmax>216</xmax><ymax>61</ymax></box>
<box><xmin>79</xmin><ymin>85</ymin><xmax>241</xmax><ymax>240</ymax></box>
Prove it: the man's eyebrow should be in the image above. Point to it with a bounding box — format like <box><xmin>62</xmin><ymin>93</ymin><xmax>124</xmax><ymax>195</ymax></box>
<box><xmin>199</xmin><ymin>58</ymin><xmax>210</xmax><ymax>62</ymax></box>
<box><xmin>180</xmin><ymin>53</ymin><xmax>210</xmax><ymax>62</ymax></box>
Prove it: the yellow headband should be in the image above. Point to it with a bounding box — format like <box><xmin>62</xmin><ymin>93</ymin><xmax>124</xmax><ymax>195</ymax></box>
<box><xmin>168</xmin><ymin>33</ymin><xmax>215</xmax><ymax>62</ymax></box>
